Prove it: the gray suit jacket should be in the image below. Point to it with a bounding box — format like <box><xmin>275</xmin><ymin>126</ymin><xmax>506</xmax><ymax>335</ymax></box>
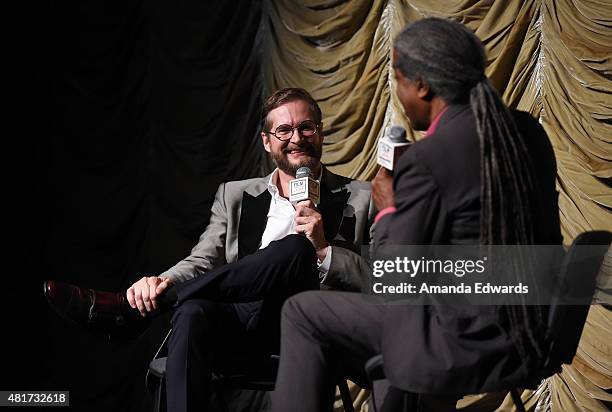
<box><xmin>160</xmin><ymin>168</ymin><xmax>374</xmax><ymax>291</ymax></box>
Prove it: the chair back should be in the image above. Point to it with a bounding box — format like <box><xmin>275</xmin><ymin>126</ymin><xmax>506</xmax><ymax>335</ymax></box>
<box><xmin>544</xmin><ymin>231</ymin><xmax>611</xmax><ymax>370</ymax></box>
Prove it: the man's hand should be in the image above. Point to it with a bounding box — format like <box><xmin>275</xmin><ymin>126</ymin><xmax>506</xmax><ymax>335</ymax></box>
<box><xmin>295</xmin><ymin>200</ymin><xmax>329</xmax><ymax>261</ymax></box>
<box><xmin>372</xmin><ymin>167</ymin><xmax>395</xmax><ymax>211</ymax></box>
<box><xmin>126</xmin><ymin>276</ymin><xmax>172</xmax><ymax>317</ymax></box>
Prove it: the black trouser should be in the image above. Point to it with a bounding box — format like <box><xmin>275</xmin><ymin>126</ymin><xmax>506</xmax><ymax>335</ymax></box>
<box><xmin>165</xmin><ymin>234</ymin><xmax>319</xmax><ymax>412</ymax></box>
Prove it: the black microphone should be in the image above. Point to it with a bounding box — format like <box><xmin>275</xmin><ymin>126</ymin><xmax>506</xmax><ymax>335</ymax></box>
<box><xmin>377</xmin><ymin>125</ymin><xmax>410</xmax><ymax>170</ymax></box>
<box><xmin>289</xmin><ymin>166</ymin><xmax>320</xmax><ymax>204</ymax></box>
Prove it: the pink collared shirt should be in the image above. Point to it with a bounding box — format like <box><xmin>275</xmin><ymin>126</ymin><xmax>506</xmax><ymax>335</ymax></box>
<box><xmin>424</xmin><ymin>106</ymin><xmax>448</xmax><ymax>138</ymax></box>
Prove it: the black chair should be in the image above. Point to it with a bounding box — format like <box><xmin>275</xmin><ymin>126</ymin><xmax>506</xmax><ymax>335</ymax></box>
<box><xmin>146</xmin><ymin>330</ymin><xmax>356</xmax><ymax>412</ymax></box>
<box><xmin>365</xmin><ymin>230</ymin><xmax>612</xmax><ymax>412</ymax></box>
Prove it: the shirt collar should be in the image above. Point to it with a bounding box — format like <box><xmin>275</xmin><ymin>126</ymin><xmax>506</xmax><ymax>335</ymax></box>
<box><xmin>267</xmin><ymin>169</ymin><xmax>280</xmax><ymax>196</ymax></box>
<box><xmin>424</xmin><ymin>106</ymin><xmax>448</xmax><ymax>138</ymax></box>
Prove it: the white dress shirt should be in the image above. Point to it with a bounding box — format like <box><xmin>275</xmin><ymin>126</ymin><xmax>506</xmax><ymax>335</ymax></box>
<box><xmin>259</xmin><ymin>169</ymin><xmax>332</xmax><ymax>278</ymax></box>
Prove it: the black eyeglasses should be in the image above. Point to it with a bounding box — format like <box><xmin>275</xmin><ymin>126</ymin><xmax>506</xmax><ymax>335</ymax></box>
<box><xmin>266</xmin><ymin>120</ymin><xmax>319</xmax><ymax>141</ymax></box>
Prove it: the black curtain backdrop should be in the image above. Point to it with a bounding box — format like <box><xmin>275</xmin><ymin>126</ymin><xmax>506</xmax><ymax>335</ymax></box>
<box><xmin>21</xmin><ymin>1</ymin><xmax>265</xmax><ymax>410</ymax></box>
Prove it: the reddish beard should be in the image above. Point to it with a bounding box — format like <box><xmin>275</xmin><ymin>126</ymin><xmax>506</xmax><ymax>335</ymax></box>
<box><xmin>271</xmin><ymin>143</ymin><xmax>322</xmax><ymax>175</ymax></box>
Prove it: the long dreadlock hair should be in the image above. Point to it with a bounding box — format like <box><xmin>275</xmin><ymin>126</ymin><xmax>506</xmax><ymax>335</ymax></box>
<box><xmin>393</xmin><ymin>18</ymin><xmax>544</xmax><ymax>361</ymax></box>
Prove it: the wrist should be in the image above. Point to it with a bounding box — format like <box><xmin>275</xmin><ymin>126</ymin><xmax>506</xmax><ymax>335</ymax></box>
<box><xmin>316</xmin><ymin>242</ymin><xmax>330</xmax><ymax>262</ymax></box>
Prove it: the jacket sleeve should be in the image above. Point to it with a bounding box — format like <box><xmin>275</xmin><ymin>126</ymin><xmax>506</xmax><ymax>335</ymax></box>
<box><xmin>322</xmin><ymin>247</ymin><xmax>365</xmax><ymax>292</ymax></box>
<box><xmin>159</xmin><ymin>183</ymin><xmax>228</xmax><ymax>284</ymax></box>
<box><xmin>322</xmin><ymin>185</ymin><xmax>377</xmax><ymax>292</ymax></box>
<box><xmin>374</xmin><ymin>146</ymin><xmax>444</xmax><ymax>247</ymax></box>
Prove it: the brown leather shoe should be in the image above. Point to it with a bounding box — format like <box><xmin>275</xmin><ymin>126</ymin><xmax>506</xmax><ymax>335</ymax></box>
<box><xmin>43</xmin><ymin>280</ymin><xmax>137</xmax><ymax>328</ymax></box>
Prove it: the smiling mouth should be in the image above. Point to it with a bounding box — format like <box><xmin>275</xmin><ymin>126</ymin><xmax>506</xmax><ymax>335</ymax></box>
<box><xmin>285</xmin><ymin>148</ymin><xmax>312</xmax><ymax>156</ymax></box>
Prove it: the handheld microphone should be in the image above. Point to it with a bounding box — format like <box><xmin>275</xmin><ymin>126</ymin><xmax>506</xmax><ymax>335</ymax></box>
<box><xmin>289</xmin><ymin>166</ymin><xmax>320</xmax><ymax>204</ymax></box>
<box><xmin>377</xmin><ymin>125</ymin><xmax>410</xmax><ymax>171</ymax></box>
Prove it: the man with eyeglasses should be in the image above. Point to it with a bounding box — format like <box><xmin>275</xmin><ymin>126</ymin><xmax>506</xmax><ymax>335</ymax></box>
<box><xmin>158</xmin><ymin>87</ymin><xmax>374</xmax><ymax>411</ymax></box>
<box><xmin>44</xmin><ymin>88</ymin><xmax>373</xmax><ymax>411</ymax></box>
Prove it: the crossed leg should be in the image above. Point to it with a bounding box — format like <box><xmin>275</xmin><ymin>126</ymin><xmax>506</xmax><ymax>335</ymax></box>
<box><xmin>166</xmin><ymin>234</ymin><xmax>321</xmax><ymax>412</ymax></box>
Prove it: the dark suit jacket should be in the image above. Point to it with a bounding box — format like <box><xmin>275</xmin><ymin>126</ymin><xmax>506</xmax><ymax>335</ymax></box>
<box><xmin>374</xmin><ymin>104</ymin><xmax>562</xmax><ymax>394</ymax></box>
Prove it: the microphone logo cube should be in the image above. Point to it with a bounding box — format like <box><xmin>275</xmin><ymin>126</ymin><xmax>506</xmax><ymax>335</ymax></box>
<box><xmin>307</xmin><ymin>179</ymin><xmax>320</xmax><ymax>204</ymax></box>
<box><xmin>289</xmin><ymin>177</ymin><xmax>320</xmax><ymax>204</ymax></box>
<box><xmin>377</xmin><ymin>138</ymin><xmax>411</xmax><ymax>171</ymax></box>
<box><xmin>289</xmin><ymin>177</ymin><xmax>308</xmax><ymax>202</ymax></box>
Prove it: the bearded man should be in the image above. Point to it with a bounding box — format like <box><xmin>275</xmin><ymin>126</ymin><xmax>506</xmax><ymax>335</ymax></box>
<box><xmin>46</xmin><ymin>87</ymin><xmax>374</xmax><ymax>412</ymax></box>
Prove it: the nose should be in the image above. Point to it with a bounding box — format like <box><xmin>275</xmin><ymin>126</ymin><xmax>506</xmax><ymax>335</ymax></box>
<box><xmin>289</xmin><ymin>128</ymin><xmax>309</xmax><ymax>144</ymax></box>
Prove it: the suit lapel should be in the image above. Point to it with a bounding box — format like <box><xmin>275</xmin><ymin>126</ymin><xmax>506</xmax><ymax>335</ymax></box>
<box><xmin>319</xmin><ymin>170</ymin><xmax>351</xmax><ymax>241</ymax></box>
<box><xmin>238</xmin><ymin>184</ymin><xmax>271</xmax><ymax>259</ymax></box>
<box><xmin>236</xmin><ymin>169</ymin><xmax>350</xmax><ymax>258</ymax></box>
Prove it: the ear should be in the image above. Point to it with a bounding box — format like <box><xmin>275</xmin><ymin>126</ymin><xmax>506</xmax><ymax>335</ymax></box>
<box><xmin>261</xmin><ymin>132</ymin><xmax>271</xmax><ymax>153</ymax></box>
<box><xmin>415</xmin><ymin>77</ymin><xmax>432</xmax><ymax>100</ymax></box>
<box><xmin>394</xmin><ymin>67</ymin><xmax>406</xmax><ymax>84</ymax></box>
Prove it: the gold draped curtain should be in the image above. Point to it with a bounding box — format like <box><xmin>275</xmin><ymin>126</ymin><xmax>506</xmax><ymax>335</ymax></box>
<box><xmin>263</xmin><ymin>0</ymin><xmax>611</xmax><ymax>410</ymax></box>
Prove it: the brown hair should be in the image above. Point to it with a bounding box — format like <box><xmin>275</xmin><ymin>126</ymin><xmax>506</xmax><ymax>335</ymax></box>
<box><xmin>261</xmin><ymin>88</ymin><xmax>322</xmax><ymax>133</ymax></box>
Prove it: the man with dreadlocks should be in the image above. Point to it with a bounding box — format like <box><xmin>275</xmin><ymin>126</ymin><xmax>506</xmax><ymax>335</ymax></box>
<box><xmin>271</xmin><ymin>18</ymin><xmax>562</xmax><ymax>411</ymax></box>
